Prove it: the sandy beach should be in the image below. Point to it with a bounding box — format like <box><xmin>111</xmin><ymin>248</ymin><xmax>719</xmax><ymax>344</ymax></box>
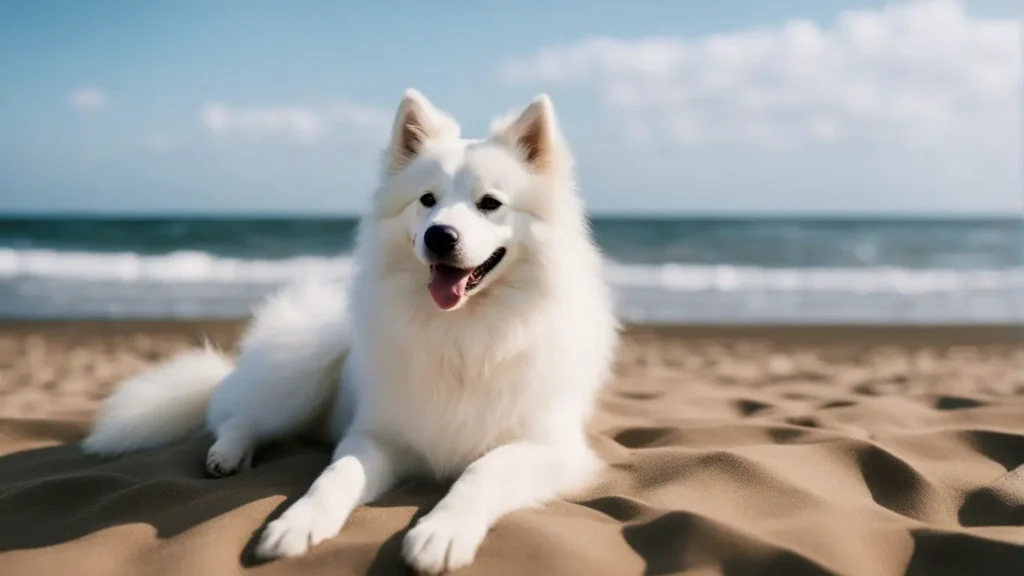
<box><xmin>0</xmin><ymin>321</ymin><xmax>1022</xmax><ymax>575</ymax></box>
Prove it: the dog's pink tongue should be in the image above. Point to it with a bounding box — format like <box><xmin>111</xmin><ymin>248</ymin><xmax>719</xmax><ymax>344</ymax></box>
<box><xmin>429</xmin><ymin>265</ymin><xmax>471</xmax><ymax>310</ymax></box>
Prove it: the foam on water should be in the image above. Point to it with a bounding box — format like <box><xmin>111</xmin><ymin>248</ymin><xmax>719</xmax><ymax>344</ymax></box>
<box><xmin>0</xmin><ymin>248</ymin><xmax>1021</xmax><ymax>323</ymax></box>
<box><xmin>603</xmin><ymin>262</ymin><xmax>1024</xmax><ymax>294</ymax></box>
<box><xmin>0</xmin><ymin>248</ymin><xmax>356</xmax><ymax>283</ymax></box>
<box><xmin>2</xmin><ymin>248</ymin><xmax>1022</xmax><ymax>292</ymax></box>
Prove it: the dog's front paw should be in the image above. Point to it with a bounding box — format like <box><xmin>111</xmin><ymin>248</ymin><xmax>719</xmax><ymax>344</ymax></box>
<box><xmin>402</xmin><ymin>508</ymin><xmax>488</xmax><ymax>575</ymax></box>
<box><xmin>254</xmin><ymin>497</ymin><xmax>348</xmax><ymax>560</ymax></box>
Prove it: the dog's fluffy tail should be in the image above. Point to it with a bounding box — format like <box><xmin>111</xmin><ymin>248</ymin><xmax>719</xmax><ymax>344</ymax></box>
<box><xmin>82</xmin><ymin>279</ymin><xmax>349</xmax><ymax>456</ymax></box>
<box><xmin>82</xmin><ymin>346</ymin><xmax>234</xmax><ymax>455</ymax></box>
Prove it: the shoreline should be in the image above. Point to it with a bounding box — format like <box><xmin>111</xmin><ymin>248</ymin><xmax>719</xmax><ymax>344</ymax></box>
<box><xmin>3</xmin><ymin>319</ymin><xmax>1022</xmax><ymax>344</ymax></box>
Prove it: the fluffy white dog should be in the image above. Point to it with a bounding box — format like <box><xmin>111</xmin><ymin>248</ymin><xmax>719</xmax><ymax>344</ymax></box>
<box><xmin>83</xmin><ymin>89</ymin><xmax>619</xmax><ymax>574</ymax></box>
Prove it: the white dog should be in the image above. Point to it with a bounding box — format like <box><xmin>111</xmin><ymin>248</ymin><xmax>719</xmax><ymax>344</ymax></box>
<box><xmin>83</xmin><ymin>89</ymin><xmax>619</xmax><ymax>574</ymax></box>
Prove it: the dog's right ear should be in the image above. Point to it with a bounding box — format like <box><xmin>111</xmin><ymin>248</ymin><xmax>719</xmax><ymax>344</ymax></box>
<box><xmin>386</xmin><ymin>89</ymin><xmax>459</xmax><ymax>174</ymax></box>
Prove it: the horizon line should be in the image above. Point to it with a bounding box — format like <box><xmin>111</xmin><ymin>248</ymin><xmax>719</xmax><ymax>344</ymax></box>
<box><xmin>0</xmin><ymin>210</ymin><xmax>1020</xmax><ymax>221</ymax></box>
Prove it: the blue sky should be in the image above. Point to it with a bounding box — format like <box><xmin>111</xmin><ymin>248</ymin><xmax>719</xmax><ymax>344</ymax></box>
<box><xmin>0</xmin><ymin>0</ymin><xmax>1020</xmax><ymax>216</ymax></box>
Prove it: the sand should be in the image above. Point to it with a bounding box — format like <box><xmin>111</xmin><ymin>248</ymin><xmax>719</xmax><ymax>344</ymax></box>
<box><xmin>0</xmin><ymin>321</ymin><xmax>1022</xmax><ymax>576</ymax></box>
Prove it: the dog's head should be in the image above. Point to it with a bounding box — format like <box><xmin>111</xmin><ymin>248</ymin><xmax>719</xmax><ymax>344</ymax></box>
<box><xmin>370</xmin><ymin>89</ymin><xmax>577</xmax><ymax>312</ymax></box>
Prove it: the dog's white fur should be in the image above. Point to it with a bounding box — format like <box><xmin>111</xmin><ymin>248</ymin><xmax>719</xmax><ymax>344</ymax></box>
<box><xmin>83</xmin><ymin>89</ymin><xmax>619</xmax><ymax>574</ymax></box>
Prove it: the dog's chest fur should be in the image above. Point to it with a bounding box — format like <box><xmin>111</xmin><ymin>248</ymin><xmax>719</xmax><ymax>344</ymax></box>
<box><xmin>353</xmin><ymin>296</ymin><xmax>548</xmax><ymax>477</ymax></box>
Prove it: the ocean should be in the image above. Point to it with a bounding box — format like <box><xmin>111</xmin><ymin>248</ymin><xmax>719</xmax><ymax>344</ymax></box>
<box><xmin>0</xmin><ymin>217</ymin><xmax>1021</xmax><ymax>324</ymax></box>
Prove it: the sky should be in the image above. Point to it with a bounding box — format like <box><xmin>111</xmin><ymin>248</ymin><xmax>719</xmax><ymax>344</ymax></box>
<box><xmin>0</xmin><ymin>0</ymin><xmax>1021</xmax><ymax>216</ymax></box>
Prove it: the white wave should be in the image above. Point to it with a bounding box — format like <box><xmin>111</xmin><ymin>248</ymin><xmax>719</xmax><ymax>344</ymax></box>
<box><xmin>602</xmin><ymin>262</ymin><xmax>1024</xmax><ymax>295</ymax></box>
<box><xmin>1</xmin><ymin>248</ymin><xmax>1022</xmax><ymax>294</ymax></box>
<box><xmin>0</xmin><ymin>248</ymin><xmax>355</xmax><ymax>283</ymax></box>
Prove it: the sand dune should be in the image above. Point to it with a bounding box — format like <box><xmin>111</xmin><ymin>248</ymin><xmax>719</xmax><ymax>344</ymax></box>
<box><xmin>0</xmin><ymin>321</ymin><xmax>1022</xmax><ymax>575</ymax></box>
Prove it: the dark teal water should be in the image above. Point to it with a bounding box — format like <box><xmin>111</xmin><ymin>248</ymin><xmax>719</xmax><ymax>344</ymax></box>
<box><xmin>0</xmin><ymin>217</ymin><xmax>1021</xmax><ymax>322</ymax></box>
<box><xmin>1</xmin><ymin>217</ymin><xmax>1020</xmax><ymax>267</ymax></box>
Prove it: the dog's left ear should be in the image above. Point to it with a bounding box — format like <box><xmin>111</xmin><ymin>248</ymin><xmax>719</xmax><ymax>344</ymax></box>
<box><xmin>500</xmin><ymin>94</ymin><xmax>563</xmax><ymax>174</ymax></box>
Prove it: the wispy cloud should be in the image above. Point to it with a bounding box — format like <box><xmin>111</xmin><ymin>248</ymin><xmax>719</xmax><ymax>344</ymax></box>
<box><xmin>142</xmin><ymin>133</ymin><xmax>179</xmax><ymax>153</ymax></box>
<box><xmin>198</xmin><ymin>99</ymin><xmax>391</xmax><ymax>145</ymax></box>
<box><xmin>200</xmin><ymin>103</ymin><xmax>323</xmax><ymax>143</ymax></box>
<box><xmin>327</xmin><ymin>100</ymin><xmax>391</xmax><ymax>129</ymax></box>
<box><xmin>500</xmin><ymin>0</ymin><xmax>1021</xmax><ymax>147</ymax></box>
<box><xmin>69</xmin><ymin>86</ymin><xmax>108</xmax><ymax>110</ymax></box>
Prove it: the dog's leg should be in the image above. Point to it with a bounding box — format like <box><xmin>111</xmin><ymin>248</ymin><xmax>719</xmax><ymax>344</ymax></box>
<box><xmin>203</xmin><ymin>280</ymin><xmax>349</xmax><ymax>477</ymax></box>
<box><xmin>254</xmin><ymin>434</ymin><xmax>403</xmax><ymax>559</ymax></box>
<box><xmin>402</xmin><ymin>441</ymin><xmax>598</xmax><ymax>575</ymax></box>
<box><xmin>206</xmin><ymin>416</ymin><xmax>257</xmax><ymax>477</ymax></box>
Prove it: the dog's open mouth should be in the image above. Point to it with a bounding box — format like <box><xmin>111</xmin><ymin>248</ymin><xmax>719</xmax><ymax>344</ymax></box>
<box><xmin>428</xmin><ymin>248</ymin><xmax>506</xmax><ymax>310</ymax></box>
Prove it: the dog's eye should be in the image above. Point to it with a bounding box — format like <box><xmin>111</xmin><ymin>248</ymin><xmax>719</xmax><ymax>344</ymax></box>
<box><xmin>419</xmin><ymin>193</ymin><xmax>437</xmax><ymax>208</ymax></box>
<box><xmin>477</xmin><ymin>195</ymin><xmax>502</xmax><ymax>212</ymax></box>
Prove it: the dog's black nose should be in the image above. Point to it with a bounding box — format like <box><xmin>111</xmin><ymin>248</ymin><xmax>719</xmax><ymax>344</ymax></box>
<box><xmin>424</xmin><ymin>225</ymin><xmax>459</xmax><ymax>259</ymax></box>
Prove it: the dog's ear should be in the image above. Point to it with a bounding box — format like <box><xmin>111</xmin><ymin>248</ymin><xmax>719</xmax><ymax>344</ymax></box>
<box><xmin>386</xmin><ymin>89</ymin><xmax>459</xmax><ymax>174</ymax></box>
<box><xmin>500</xmin><ymin>94</ymin><xmax>563</xmax><ymax>174</ymax></box>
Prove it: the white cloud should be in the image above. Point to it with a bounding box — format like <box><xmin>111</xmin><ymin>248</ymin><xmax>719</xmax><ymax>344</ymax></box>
<box><xmin>69</xmin><ymin>86</ymin><xmax>108</xmax><ymax>110</ymax></box>
<box><xmin>500</xmin><ymin>0</ymin><xmax>1022</xmax><ymax>147</ymax></box>
<box><xmin>199</xmin><ymin>99</ymin><xmax>390</xmax><ymax>145</ymax></box>
<box><xmin>327</xmin><ymin>100</ymin><xmax>391</xmax><ymax>129</ymax></box>
<box><xmin>200</xmin><ymin>103</ymin><xmax>323</xmax><ymax>143</ymax></box>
